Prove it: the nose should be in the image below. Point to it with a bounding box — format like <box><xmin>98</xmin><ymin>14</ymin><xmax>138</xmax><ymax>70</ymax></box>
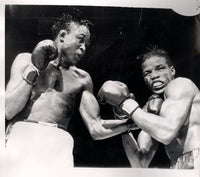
<box><xmin>150</xmin><ymin>70</ymin><xmax>159</xmax><ymax>80</ymax></box>
<box><xmin>80</xmin><ymin>43</ymin><xmax>86</xmax><ymax>53</ymax></box>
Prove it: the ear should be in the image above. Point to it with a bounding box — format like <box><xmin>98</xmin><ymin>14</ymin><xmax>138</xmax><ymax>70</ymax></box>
<box><xmin>58</xmin><ymin>30</ymin><xmax>67</xmax><ymax>43</ymax></box>
<box><xmin>170</xmin><ymin>66</ymin><xmax>176</xmax><ymax>76</ymax></box>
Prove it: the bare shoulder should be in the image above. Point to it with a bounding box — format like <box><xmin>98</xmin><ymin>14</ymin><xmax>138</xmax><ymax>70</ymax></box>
<box><xmin>12</xmin><ymin>52</ymin><xmax>32</xmax><ymax>71</ymax></box>
<box><xmin>165</xmin><ymin>77</ymin><xmax>199</xmax><ymax>98</ymax></box>
<box><xmin>13</xmin><ymin>52</ymin><xmax>31</xmax><ymax>63</ymax></box>
<box><xmin>73</xmin><ymin>66</ymin><xmax>93</xmax><ymax>91</ymax></box>
<box><xmin>73</xmin><ymin>67</ymin><xmax>92</xmax><ymax>81</ymax></box>
<box><xmin>6</xmin><ymin>53</ymin><xmax>32</xmax><ymax>91</ymax></box>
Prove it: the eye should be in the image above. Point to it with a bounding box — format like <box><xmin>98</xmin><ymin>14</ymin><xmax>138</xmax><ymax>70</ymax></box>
<box><xmin>157</xmin><ymin>66</ymin><xmax>166</xmax><ymax>70</ymax></box>
<box><xmin>77</xmin><ymin>36</ymin><xmax>84</xmax><ymax>43</ymax></box>
<box><xmin>143</xmin><ymin>72</ymin><xmax>150</xmax><ymax>77</ymax></box>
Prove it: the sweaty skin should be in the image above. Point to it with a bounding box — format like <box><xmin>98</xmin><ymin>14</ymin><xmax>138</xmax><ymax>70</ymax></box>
<box><xmin>122</xmin><ymin>55</ymin><xmax>200</xmax><ymax>168</ymax></box>
<box><xmin>29</xmin><ymin>63</ymin><xmax>92</xmax><ymax>128</ymax></box>
<box><xmin>163</xmin><ymin>78</ymin><xmax>200</xmax><ymax>162</ymax></box>
<box><xmin>6</xmin><ymin>22</ymin><xmax>133</xmax><ymax>141</ymax></box>
<box><xmin>141</xmin><ymin>56</ymin><xmax>200</xmax><ymax>159</ymax></box>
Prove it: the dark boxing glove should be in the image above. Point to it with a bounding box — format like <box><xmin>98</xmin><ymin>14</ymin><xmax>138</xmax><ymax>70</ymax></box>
<box><xmin>147</xmin><ymin>94</ymin><xmax>164</xmax><ymax>115</ymax></box>
<box><xmin>97</xmin><ymin>81</ymin><xmax>130</xmax><ymax>107</ymax></box>
<box><xmin>22</xmin><ymin>40</ymin><xmax>58</xmax><ymax>85</ymax></box>
<box><xmin>31</xmin><ymin>39</ymin><xmax>58</xmax><ymax>71</ymax></box>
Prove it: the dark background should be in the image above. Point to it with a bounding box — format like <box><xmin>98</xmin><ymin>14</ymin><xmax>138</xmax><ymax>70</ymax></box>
<box><xmin>5</xmin><ymin>5</ymin><xmax>200</xmax><ymax>167</ymax></box>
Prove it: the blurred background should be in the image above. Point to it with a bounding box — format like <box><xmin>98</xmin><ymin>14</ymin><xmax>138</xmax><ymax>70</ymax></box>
<box><xmin>5</xmin><ymin>5</ymin><xmax>200</xmax><ymax>167</ymax></box>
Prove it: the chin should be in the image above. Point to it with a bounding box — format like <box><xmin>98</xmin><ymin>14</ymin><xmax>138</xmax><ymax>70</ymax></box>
<box><xmin>71</xmin><ymin>61</ymin><xmax>78</xmax><ymax>66</ymax></box>
<box><xmin>152</xmin><ymin>88</ymin><xmax>165</xmax><ymax>95</ymax></box>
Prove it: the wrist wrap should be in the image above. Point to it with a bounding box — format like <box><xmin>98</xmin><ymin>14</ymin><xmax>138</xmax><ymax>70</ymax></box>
<box><xmin>120</xmin><ymin>99</ymin><xmax>139</xmax><ymax>118</ymax></box>
<box><xmin>22</xmin><ymin>65</ymin><xmax>39</xmax><ymax>85</ymax></box>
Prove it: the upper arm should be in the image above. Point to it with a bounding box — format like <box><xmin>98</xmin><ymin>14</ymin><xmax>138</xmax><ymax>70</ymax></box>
<box><xmin>79</xmin><ymin>90</ymin><xmax>100</xmax><ymax>120</ymax></box>
<box><xmin>160</xmin><ymin>78</ymin><xmax>198</xmax><ymax>133</ymax></box>
<box><xmin>79</xmin><ymin>72</ymin><xmax>97</xmax><ymax>119</ymax></box>
<box><xmin>79</xmin><ymin>89</ymin><xmax>102</xmax><ymax>138</ymax></box>
<box><xmin>83</xmin><ymin>72</ymin><xmax>93</xmax><ymax>93</ymax></box>
<box><xmin>122</xmin><ymin>131</ymin><xmax>158</xmax><ymax>168</ymax></box>
<box><xmin>79</xmin><ymin>72</ymin><xmax>101</xmax><ymax>130</ymax></box>
<box><xmin>6</xmin><ymin>53</ymin><xmax>31</xmax><ymax>93</ymax></box>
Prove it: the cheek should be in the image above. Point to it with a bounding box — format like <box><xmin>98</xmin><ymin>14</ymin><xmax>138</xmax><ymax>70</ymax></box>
<box><xmin>62</xmin><ymin>43</ymin><xmax>76</xmax><ymax>55</ymax></box>
<box><xmin>144</xmin><ymin>77</ymin><xmax>151</xmax><ymax>86</ymax></box>
<box><xmin>162</xmin><ymin>72</ymin><xmax>172</xmax><ymax>80</ymax></box>
<box><xmin>63</xmin><ymin>37</ymin><xmax>77</xmax><ymax>47</ymax></box>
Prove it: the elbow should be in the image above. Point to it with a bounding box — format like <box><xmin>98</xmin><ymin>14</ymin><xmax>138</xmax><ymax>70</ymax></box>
<box><xmin>5</xmin><ymin>98</ymin><xmax>15</xmax><ymax>120</ymax></box>
<box><xmin>90</xmin><ymin>130</ymin><xmax>104</xmax><ymax>140</ymax></box>
<box><xmin>90</xmin><ymin>133</ymin><xmax>102</xmax><ymax>140</ymax></box>
<box><xmin>5</xmin><ymin>110</ymin><xmax>14</xmax><ymax>121</ymax></box>
<box><xmin>91</xmin><ymin>134</ymin><xmax>101</xmax><ymax>140</ymax></box>
<box><xmin>89</xmin><ymin>125</ymin><xmax>106</xmax><ymax>140</ymax></box>
<box><xmin>5</xmin><ymin>104</ymin><xmax>16</xmax><ymax>120</ymax></box>
<box><xmin>161</xmin><ymin>136</ymin><xmax>173</xmax><ymax>145</ymax></box>
<box><xmin>159</xmin><ymin>130</ymin><xmax>177</xmax><ymax>145</ymax></box>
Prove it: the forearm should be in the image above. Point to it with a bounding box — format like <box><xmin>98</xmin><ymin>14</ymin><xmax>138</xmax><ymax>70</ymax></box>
<box><xmin>6</xmin><ymin>80</ymin><xmax>32</xmax><ymax>120</ymax></box>
<box><xmin>121</xmin><ymin>99</ymin><xmax>172</xmax><ymax>144</ymax></box>
<box><xmin>122</xmin><ymin>131</ymin><xmax>158</xmax><ymax>168</ymax></box>
<box><xmin>122</xmin><ymin>133</ymin><xmax>142</xmax><ymax>167</ymax></box>
<box><xmin>101</xmin><ymin>118</ymin><xmax>131</xmax><ymax>128</ymax></box>
<box><xmin>90</xmin><ymin>118</ymin><xmax>133</xmax><ymax>140</ymax></box>
<box><xmin>80</xmin><ymin>90</ymin><xmax>132</xmax><ymax>140</ymax></box>
<box><xmin>133</xmin><ymin>109</ymin><xmax>168</xmax><ymax>142</ymax></box>
<box><xmin>134</xmin><ymin>109</ymin><xmax>176</xmax><ymax>144</ymax></box>
<box><xmin>137</xmin><ymin>131</ymin><xmax>159</xmax><ymax>167</ymax></box>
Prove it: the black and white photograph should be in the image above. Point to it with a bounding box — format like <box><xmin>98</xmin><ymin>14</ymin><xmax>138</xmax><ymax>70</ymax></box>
<box><xmin>2</xmin><ymin>0</ymin><xmax>200</xmax><ymax>176</ymax></box>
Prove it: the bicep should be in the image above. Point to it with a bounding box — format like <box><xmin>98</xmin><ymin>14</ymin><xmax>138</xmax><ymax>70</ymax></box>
<box><xmin>160</xmin><ymin>79</ymin><xmax>197</xmax><ymax>131</ymax></box>
<box><xmin>79</xmin><ymin>90</ymin><xmax>101</xmax><ymax>127</ymax></box>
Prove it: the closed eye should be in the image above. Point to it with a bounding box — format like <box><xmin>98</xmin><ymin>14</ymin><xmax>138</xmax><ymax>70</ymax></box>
<box><xmin>143</xmin><ymin>71</ymin><xmax>150</xmax><ymax>77</ymax></box>
<box><xmin>156</xmin><ymin>65</ymin><xmax>166</xmax><ymax>70</ymax></box>
<box><xmin>77</xmin><ymin>36</ymin><xmax>90</xmax><ymax>47</ymax></box>
<box><xmin>77</xmin><ymin>36</ymin><xmax>84</xmax><ymax>43</ymax></box>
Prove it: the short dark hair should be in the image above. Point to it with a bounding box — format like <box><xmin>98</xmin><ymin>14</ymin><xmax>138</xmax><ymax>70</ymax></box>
<box><xmin>137</xmin><ymin>46</ymin><xmax>173</xmax><ymax>67</ymax></box>
<box><xmin>51</xmin><ymin>12</ymin><xmax>93</xmax><ymax>39</ymax></box>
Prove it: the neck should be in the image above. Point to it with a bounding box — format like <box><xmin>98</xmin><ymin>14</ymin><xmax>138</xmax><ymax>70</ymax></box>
<box><xmin>55</xmin><ymin>57</ymin><xmax>71</xmax><ymax>69</ymax></box>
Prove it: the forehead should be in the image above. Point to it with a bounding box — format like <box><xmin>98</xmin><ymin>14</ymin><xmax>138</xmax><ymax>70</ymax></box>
<box><xmin>141</xmin><ymin>56</ymin><xmax>168</xmax><ymax>70</ymax></box>
<box><xmin>68</xmin><ymin>22</ymin><xmax>90</xmax><ymax>37</ymax></box>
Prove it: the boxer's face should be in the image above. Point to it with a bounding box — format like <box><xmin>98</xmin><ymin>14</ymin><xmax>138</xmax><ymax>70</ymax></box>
<box><xmin>141</xmin><ymin>56</ymin><xmax>175</xmax><ymax>94</ymax></box>
<box><xmin>59</xmin><ymin>22</ymin><xmax>90</xmax><ymax>66</ymax></box>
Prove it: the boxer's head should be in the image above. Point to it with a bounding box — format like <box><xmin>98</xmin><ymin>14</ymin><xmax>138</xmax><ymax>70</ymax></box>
<box><xmin>140</xmin><ymin>47</ymin><xmax>175</xmax><ymax>95</ymax></box>
<box><xmin>51</xmin><ymin>13</ymin><xmax>92</xmax><ymax>67</ymax></box>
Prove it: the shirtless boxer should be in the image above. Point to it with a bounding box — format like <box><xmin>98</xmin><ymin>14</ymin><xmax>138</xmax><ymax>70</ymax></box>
<box><xmin>98</xmin><ymin>47</ymin><xmax>200</xmax><ymax>169</ymax></box>
<box><xmin>5</xmin><ymin>13</ymin><xmax>134</xmax><ymax>170</ymax></box>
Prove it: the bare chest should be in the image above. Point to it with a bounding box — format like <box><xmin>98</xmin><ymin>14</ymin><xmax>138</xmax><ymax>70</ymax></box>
<box><xmin>31</xmin><ymin>64</ymin><xmax>87</xmax><ymax>100</ymax></box>
<box><xmin>60</xmin><ymin>66</ymin><xmax>87</xmax><ymax>95</ymax></box>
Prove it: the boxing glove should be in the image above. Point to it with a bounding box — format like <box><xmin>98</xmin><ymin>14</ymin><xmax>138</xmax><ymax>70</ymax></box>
<box><xmin>113</xmin><ymin>106</ymin><xmax>128</xmax><ymax>119</ymax></box>
<box><xmin>22</xmin><ymin>40</ymin><xmax>58</xmax><ymax>85</ymax></box>
<box><xmin>113</xmin><ymin>93</ymin><xmax>136</xmax><ymax>120</ymax></box>
<box><xmin>31</xmin><ymin>39</ymin><xmax>58</xmax><ymax>71</ymax></box>
<box><xmin>147</xmin><ymin>94</ymin><xmax>164</xmax><ymax>115</ymax></box>
<box><xmin>97</xmin><ymin>80</ymin><xmax>130</xmax><ymax>107</ymax></box>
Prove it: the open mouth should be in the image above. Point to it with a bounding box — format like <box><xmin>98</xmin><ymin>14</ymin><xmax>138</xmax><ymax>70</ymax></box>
<box><xmin>152</xmin><ymin>81</ymin><xmax>165</xmax><ymax>90</ymax></box>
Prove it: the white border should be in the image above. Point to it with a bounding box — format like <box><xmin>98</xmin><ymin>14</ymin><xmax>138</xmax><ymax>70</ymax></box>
<box><xmin>1</xmin><ymin>0</ymin><xmax>200</xmax><ymax>177</ymax></box>
<box><xmin>1</xmin><ymin>0</ymin><xmax>200</xmax><ymax>16</ymax></box>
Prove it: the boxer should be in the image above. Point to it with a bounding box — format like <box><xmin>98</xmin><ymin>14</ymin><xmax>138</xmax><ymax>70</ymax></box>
<box><xmin>97</xmin><ymin>47</ymin><xmax>200</xmax><ymax>170</ymax></box>
<box><xmin>5</xmin><ymin>12</ymin><xmax>135</xmax><ymax>171</ymax></box>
